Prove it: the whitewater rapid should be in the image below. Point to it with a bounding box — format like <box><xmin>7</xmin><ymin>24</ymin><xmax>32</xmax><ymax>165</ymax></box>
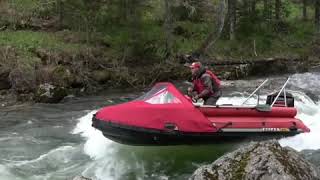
<box><xmin>73</xmin><ymin>112</ymin><xmax>150</xmax><ymax>180</ymax></box>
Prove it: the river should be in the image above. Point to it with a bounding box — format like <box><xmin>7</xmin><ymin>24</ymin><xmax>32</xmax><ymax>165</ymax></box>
<box><xmin>1</xmin><ymin>72</ymin><xmax>320</xmax><ymax>180</ymax></box>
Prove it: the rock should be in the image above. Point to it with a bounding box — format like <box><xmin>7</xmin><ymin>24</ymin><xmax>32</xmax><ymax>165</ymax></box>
<box><xmin>9</xmin><ymin>66</ymin><xmax>36</xmax><ymax>93</ymax></box>
<box><xmin>0</xmin><ymin>67</ymin><xmax>11</xmax><ymax>90</ymax></box>
<box><xmin>91</xmin><ymin>70</ymin><xmax>112</xmax><ymax>83</ymax></box>
<box><xmin>17</xmin><ymin>93</ymin><xmax>34</xmax><ymax>102</ymax></box>
<box><xmin>72</xmin><ymin>176</ymin><xmax>92</xmax><ymax>180</ymax></box>
<box><xmin>52</xmin><ymin>66</ymin><xmax>74</xmax><ymax>87</ymax></box>
<box><xmin>34</xmin><ymin>83</ymin><xmax>68</xmax><ymax>103</ymax></box>
<box><xmin>189</xmin><ymin>140</ymin><xmax>320</xmax><ymax>180</ymax></box>
<box><xmin>0</xmin><ymin>90</ymin><xmax>17</xmax><ymax>106</ymax></box>
<box><xmin>301</xmin><ymin>149</ymin><xmax>320</xmax><ymax>169</ymax></box>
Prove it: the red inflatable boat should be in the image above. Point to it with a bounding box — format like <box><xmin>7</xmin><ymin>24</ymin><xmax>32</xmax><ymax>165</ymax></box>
<box><xmin>92</xmin><ymin>80</ymin><xmax>310</xmax><ymax>145</ymax></box>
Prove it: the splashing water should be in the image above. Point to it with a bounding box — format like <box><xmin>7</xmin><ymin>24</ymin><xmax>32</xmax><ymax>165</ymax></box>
<box><xmin>73</xmin><ymin>111</ymin><xmax>148</xmax><ymax>180</ymax></box>
<box><xmin>279</xmin><ymin>95</ymin><xmax>320</xmax><ymax>151</ymax></box>
<box><xmin>219</xmin><ymin>90</ymin><xmax>320</xmax><ymax>151</ymax></box>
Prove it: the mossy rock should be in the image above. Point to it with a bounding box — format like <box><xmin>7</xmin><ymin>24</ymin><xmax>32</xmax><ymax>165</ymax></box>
<box><xmin>51</xmin><ymin>65</ymin><xmax>74</xmax><ymax>87</ymax></box>
<box><xmin>190</xmin><ymin>140</ymin><xmax>320</xmax><ymax>180</ymax></box>
<box><xmin>34</xmin><ymin>83</ymin><xmax>68</xmax><ymax>103</ymax></box>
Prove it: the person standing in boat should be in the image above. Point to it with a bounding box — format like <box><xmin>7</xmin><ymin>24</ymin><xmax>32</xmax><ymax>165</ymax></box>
<box><xmin>187</xmin><ymin>61</ymin><xmax>221</xmax><ymax>105</ymax></box>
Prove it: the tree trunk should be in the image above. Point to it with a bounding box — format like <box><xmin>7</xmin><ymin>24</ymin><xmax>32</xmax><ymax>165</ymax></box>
<box><xmin>263</xmin><ymin>0</ymin><xmax>268</xmax><ymax>17</ymax></box>
<box><xmin>164</xmin><ymin>0</ymin><xmax>173</xmax><ymax>60</ymax></box>
<box><xmin>229</xmin><ymin>0</ymin><xmax>236</xmax><ymax>40</ymax></box>
<box><xmin>303</xmin><ymin>0</ymin><xmax>307</xmax><ymax>21</ymax></box>
<box><xmin>196</xmin><ymin>0</ymin><xmax>227</xmax><ymax>56</ymax></box>
<box><xmin>251</xmin><ymin>0</ymin><xmax>256</xmax><ymax>13</ymax></box>
<box><xmin>263</xmin><ymin>0</ymin><xmax>271</xmax><ymax>22</ymax></box>
<box><xmin>275</xmin><ymin>0</ymin><xmax>281</xmax><ymax>20</ymax></box>
<box><xmin>316</xmin><ymin>0</ymin><xmax>320</xmax><ymax>32</ymax></box>
<box><xmin>243</xmin><ymin>0</ymin><xmax>249</xmax><ymax>14</ymax></box>
<box><xmin>56</xmin><ymin>0</ymin><xmax>63</xmax><ymax>28</ymax></box>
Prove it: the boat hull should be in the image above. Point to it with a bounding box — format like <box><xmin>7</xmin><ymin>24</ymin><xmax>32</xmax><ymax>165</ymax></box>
<box><xmin>92</xmin><ymin>115</ymin><xmax>300</xmax><ymax>146</ymax></box>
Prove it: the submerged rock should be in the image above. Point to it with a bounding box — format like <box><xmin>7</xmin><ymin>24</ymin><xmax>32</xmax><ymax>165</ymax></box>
<box><xmin>190</xmin><ymin>140</ymin><xmax>320</xmax><ymax>180</ymax></box>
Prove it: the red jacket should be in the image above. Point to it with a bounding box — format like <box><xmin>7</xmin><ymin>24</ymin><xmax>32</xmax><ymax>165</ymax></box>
<box><xmin>192</xmin><ymin>69</ymin><xmax>221</xmax><ymax>99</ymax></box>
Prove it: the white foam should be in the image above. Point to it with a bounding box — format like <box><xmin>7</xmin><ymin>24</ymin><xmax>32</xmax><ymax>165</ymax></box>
<box><xmin>72</xmin><ymin>110</ymin><xmax>116</xmax><ymax>160</ymax></box>
<box><xmin>218</xmin><ymin>91</ymin><xmax>320</xmax><ymax>151</ymax></box>
<box><xmin>0</xmin><ymin>165</ymin><xmax>23</xmax><ymax>180</ymax></box>
<box><xmin>279</xmin><ymin>95</ymin><xmax>320</xmax><ymax>151</ymax></box>
<box><xmin>13</xmin><ymin>145</ymin><xmax>76</xmax><ymax>166</ymax></box>
<box><xmin>219</xmin><ymin>91</ymin><xmax>320</xmax><ymax>151</ymax></box>
<box><xmin>73</xmin><ymin>110</ymin><xmax>147</xmax><ymax>180</ymax></box>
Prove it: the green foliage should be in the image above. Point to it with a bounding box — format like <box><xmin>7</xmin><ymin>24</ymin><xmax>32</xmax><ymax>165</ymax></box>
<box><xmin>173</xmin><ymin>21</ymin><xmax>210</xmax><ymax>53</ymax></box>
<box><xmin>0</xmin><ymin>31</ymin><xmax>84</xmax><ymax>52</ymax></box>
<box><xmin>8</xmin><ymin>0</ymin><xmax>39</xmax><ymax>13</ymax></box>
<box><xmin>1</xmin><ymin>0</ymin><xmax>319</xmax><ymax>62</ymax></box>
<box><xmin>8</xmin><ymin>0</ymin><xmax>56</xmax><ymax>17</ymax></box>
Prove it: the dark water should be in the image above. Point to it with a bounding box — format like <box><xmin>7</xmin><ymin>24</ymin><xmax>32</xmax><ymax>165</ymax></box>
<box><xmin>1</xmin><ymin>72</ymin><xmax>320</xmax><ymax>180</ymax></box>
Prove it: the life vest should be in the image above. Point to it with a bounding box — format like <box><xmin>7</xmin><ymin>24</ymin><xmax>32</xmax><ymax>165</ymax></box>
<box><xmin>193</xmin><ymin>70</ymin><xmax>221</xmax><ymax>95</ymax></box>
<box><xmin>205</xmin><ymin>70</ymin><xmax>221</xmax><ymax>88</ymax></box>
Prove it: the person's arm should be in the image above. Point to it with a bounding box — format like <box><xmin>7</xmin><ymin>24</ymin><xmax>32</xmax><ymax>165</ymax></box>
<box><xmin>187</xmin><ymin>84</ymin><xmax>195</xmax><ymax>96</ymax></box>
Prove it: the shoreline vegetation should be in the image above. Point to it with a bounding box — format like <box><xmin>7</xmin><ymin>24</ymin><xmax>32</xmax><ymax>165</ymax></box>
<box><xmin>0</xmin><ymin>0</ymin><xmax>320</xmax><ymax>105</ymax></box>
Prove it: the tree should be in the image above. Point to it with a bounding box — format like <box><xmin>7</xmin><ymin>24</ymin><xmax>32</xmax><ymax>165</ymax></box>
<box><xmin>316</xmin><ymin>0</ymin><xmax>320</xmax><ymax>32</ymax></box>
<box><xmin>263</xmin><ymin>0</ymin><xmax>272</xmax><ymax>22</ymax></box>
<box><xmin>251</xmin><ymin>0</ymin><xmax>256</xmax><ymax>13</ymax></box>
<box><xmin>195</xmin><ymin>0</ymin><xmax>227</xmax><ymax>56</ymax></box>
<box><xmin>164</xmin><ymin>0</ymin><xmax>173</xmax><ymax>60</ymax></box>
<box><xmin>303</xmin><ymin>0</ymin><xmax>307</xmax><ymax>20</ymax></box>
<box><xmin>275</xmin><ymin>0</ymin><xmax>281</xmax><ymax>20</ymax></box>
<box><xmin>229</xmin><ymin>0</ymin><xmax>237</xmax><ymax>40</ymax></box>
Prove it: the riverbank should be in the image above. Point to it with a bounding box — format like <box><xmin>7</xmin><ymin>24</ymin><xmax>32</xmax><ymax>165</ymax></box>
<box><xmin>0</xmin><ymin>47</ymin><xmax>317</xmax><ymax>106</ymax></box>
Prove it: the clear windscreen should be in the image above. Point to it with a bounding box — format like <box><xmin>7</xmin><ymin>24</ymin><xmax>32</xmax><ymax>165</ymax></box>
<box><xmin>137</xmin><ymin>85</ymin><xmax>181</xmax><ymax>104</ymax></box>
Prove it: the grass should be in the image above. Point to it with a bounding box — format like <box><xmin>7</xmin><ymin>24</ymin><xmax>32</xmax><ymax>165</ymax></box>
<box><xmin>0</xmin><ymin>30</ymin><xmax>89</xmax><ymax>68</ymax></box>
<box><xmin>0</xmin><ymin>30</ymin><xmax>87</xmax><ymax>52</ymax></box>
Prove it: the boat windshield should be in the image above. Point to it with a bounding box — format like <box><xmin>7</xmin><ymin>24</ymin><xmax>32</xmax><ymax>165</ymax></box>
<box><xmin>137</xmin><ymin>84</ymin><xmax>181</xmax><ymax>104</ymax></box>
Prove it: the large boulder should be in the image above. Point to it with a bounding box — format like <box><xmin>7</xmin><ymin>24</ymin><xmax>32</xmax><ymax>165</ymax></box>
<box><xmin>34</xmin><ymin>83</ymin><xmax>67</xmax><ymax>103</ymax></box>
<box><xmin>190</xmin><ymin>140</ymin><xmax>320</xmax><ymax>180</ymax></box>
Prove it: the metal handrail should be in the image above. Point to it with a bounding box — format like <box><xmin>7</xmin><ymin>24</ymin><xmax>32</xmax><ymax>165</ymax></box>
<box><xmin>284</xmin><ymin>87</ymin><xmax>287</xmax><ymax>107</ymax></box>
<box><xmin>271</xmin><ymin>77</ymin><xmax>290</xmax><ymax>107</ymax></box>
<box><xmin>242</xmin><ymin>79</ymin><xmax>269</xmax><ymax>105</ymax></box>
